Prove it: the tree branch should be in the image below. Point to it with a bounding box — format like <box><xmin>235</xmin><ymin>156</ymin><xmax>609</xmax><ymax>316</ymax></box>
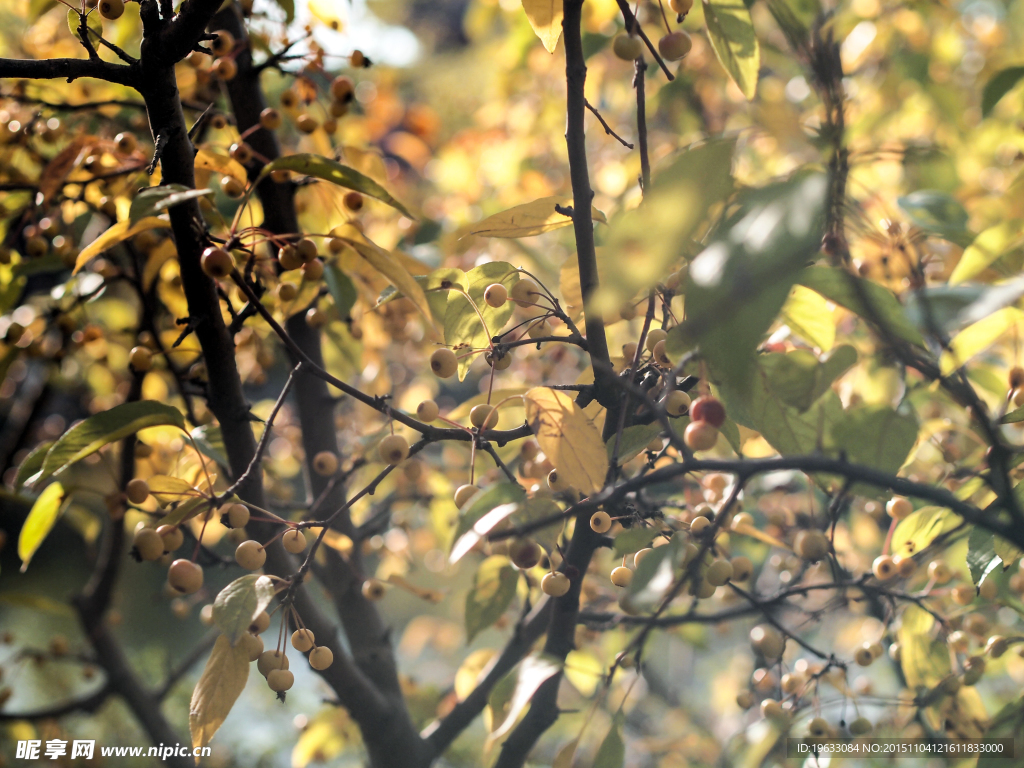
<box><xmin>0</xmin><ymin>57</ymin><xmax>135</xmax><ymax>86</ymax></box>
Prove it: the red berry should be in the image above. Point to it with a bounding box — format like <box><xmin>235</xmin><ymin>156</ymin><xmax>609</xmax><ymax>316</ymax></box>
<box><xmin>690</xmin><ymin>395</ymin><xmax>726</xmax><ymax>428</ymax></box>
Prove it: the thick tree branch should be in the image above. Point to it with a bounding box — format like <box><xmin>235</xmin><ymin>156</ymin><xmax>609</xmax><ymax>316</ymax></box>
<box><xmin>0</xmin><ymin>57</ymin><xmax>135</xmax><ymax>86</ymax></box>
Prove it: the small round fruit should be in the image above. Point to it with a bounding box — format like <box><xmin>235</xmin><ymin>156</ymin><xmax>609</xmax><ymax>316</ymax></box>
<box><xmin>542</xmin><ymin>571</ymin><xmax>570</xmax><ymax>596</ymax></box>
<box><xmin>114</xmin><ymin>132</ymin><xmax>137</xmax><ymax>154</ymax></box>
<box><xmin>129</xmin><ymin>345</ymin><xmax>153</xmax><ymax>371</ymax></box>
<box><xmin>730</xmin><ymin>555</ymin><xmax>753</xmax><ymax>581</ymax></box>
<box><xmin>278</xmin><ymin>245</ymin><xmax>302</xmax><ymax>270</ymax></box>
<box><xmin>343</xmin><ymin>191</ymin><xmax>363</xmax><ymax>211</ymax></box>
<box><xmin>963</xmin><ymin>613</ymin><xmax>990</xmax><ymax>636</ymax></box>
<box><xmin>665</xmin><ymin>390</ymin><xmax>691</xmax><ymax>417</ymax></box>
<box><xmin>211</xmin><ymin>30</ymin><xmax>235</xmax><ymax>55</ymax></box>
<box><xmin>658</xmin><ymin>30</ymin><xmax>692</xmax><ymax>61</ymax></box>
<box><xmin>98</xmin><ymin>0</ymin><xmax>124</xmax><ymax>19</ymax></box>
<box><xmin>291</xmin><ymin>629</ymin><xmax>315</xmax><ymax>652</ymax></box>
<box><xmin>168</xmin><ymin>559</ymin><xmax>203</xmax><ymax>594</ymax></box>
<box><xmin>250</xmin><ymin>610</ymin><xmax>271</xmax><ymax>634</ymax></box>
<box><xmin>986</xmin><ymin>635</ymin><xmax>1009</xmax><ymax>658</ymax></box>
<box><xmin>947</xmin><ymin>630</ymin><xmax>970</xmax><ymax>652</ymax></box>
<box><xmin>296</xmin><ymin>114</ymin><xmax>318</xmax><ymax>133</ymax></box>
<box><xmin>872</xmin><ymin>555</ymin><xmax>896</xmax><ymax>580</ymax></box>
<box><xmin>808</xmin><ymin>717</ymin><xmax>830</xmax><ymax>737</ymax></box>
<box><xmin>430</xmin><ymin>348</ymin><xmax>458</xmax><ymax>378</ymax></box>
<box><xmin>652</xmin><ymin>340</ymin><xmax>672</xmax><ymax>366</ymax></box>
<box><xmin>886</xmin><ymin>496</ymin><xmax>913</xmax><ymax>520</ymax></box>
<box><xmin>303</xmin><ymin>258</ymin><xmax>324</xmax><ymax>281</ymax></box>
<box><xmin>962</xmin><ymin>655</ymin><xmax>986</xmax><ymax>685</ymax></box>
<box><xmin>690</xmin><ymin>516</ymin><xmax>711</xmax><ymax>535</ymax></box>
<box><xmin>951</xmin><ymin>584</ymin><xmax>974</xmax><ymax>605</ymax></box>
<box><xmin>669</xmin><ymin>0</ymin><xmax>693</xmax><ymax>14</ymax></box>
<box><xmin>213</xmin><ymin>58</ymin><xmax>238</xmax><ymax>80</ymax></box>
<box><xmin>157</xmin><ymin>525</ymin><xmax>184</xmax><ymax>552</ymax></box>
<box><xmin>622</xmin><ymin>342</ymin><xmax>638</xmax><ymax>362</ymax></box>
<box><xmin>267</xmin><ymin>669</ymin><xmax>294</xmax><ymax>692</ymax></box>
<box><xmin>126</xmin><ymin>478</ymin><xmax>150</xmax><ymax>505</ymax></box>
<box><xmin>257</xmin><ymin>650</ymin><xmax>288</xmax><ymax>676</ymax></box>
<box><xmin>690</xmin><ymin>395</ymin><xmax>726</xmax><ymax>427</ymax></box>
<box><xmin>486</xmin><ymin>349</ymin><xmax>512</xmax><ymax>370</ymax></box>
<box><xmin>509</xmin><ymin>279</ymin><xmax>539</xmax><ymax>307</ymax></box>
<box><xmin>236</xmin><ymin>539</ymin><xmax>266</xmax><ymax>570</ymax></box>
<box><xmin>306</xmin><ymin>307</ymin><xmax>327</xmax><ymax>328</ymax></box>
<box><xmin>547</xmin><ymin>469</ymin><xmax>570</xmax><ymax>492</ymax></box>
<box><xmin>331</xmin><ymin>76</ymin><xmax>355</xmax><ymax>102</ymax></box>
<box><xmin>201</xmin><ymin>247</ymin><xmax>233</xmax><ymax>279</ymax></box>
<box><xmin>220</xmin><ymin>175</ymin><xmax>245</xmax><ymax>198</ymax></box>
<box><xmin>612</xmin><ymin>33</ymin><xmax>644</xmax><ymax>60</ymax></box>
<box><xmin>454</xmin><ymin>484</ymin><xmax>480</xmax><ymax>509</ymax></box>
<box><xmin>260</xmin><ymin>108</ymin><xmax>282</xmax><ymax>130</ymax></box>
<box><xmin>854</xmin><ymin>645</ymin><xmax>874</xmax><ymax>667</ymax></box>
<box><xmin>470</xmin><ymin>404</ymin><xmax>497</xmax><ymax>430</ymax></box>
<box><xmin>484</xmin><ymin>283</ymin><xmax>508</xmax><ymax>308</ymax></box>
<box><xmin>510</xmin><ymin>539</ymin><xmax>542</xmax><ymax>569</ymax></box>
<box><xmin>133</xmin><ymin>527</ymin><xmax>164</xmax><ymax>561</ymax></box>
<box><xmin>736</xmin><ymin>690</ymin><xmax>754</xmax><ymax>709</ymax></box>
<box><xmin>590</xmin><ymin>511</ymin><xmax>612</xmax><ymax>533</ymax></box>
<box><xmin>750</xmin><ymin>624</ymin><xmax>784</xmax><ymax>660</ymax></box>
<box><xmin>241</xmin><ymin>632</ymin><xmax>263</xmax><ymax>661</ymax></box>
<box><xmin>313</xmin><ymin>451</ymin><xmax>339</xmax><ymax>476</ymax></box>
<box><xmin>362</xmin><ymin>579</ymin><xmax>386</xmax><ymax>600</ymax></box>
<box><xmin>794</xmin><ymin>530</ymin><xmax>829</xmax><ymax>562</ymax></box>
<box><xmin>282</xmin><ymin>529</ymin><xmax>306</xmax><ymax>554</ymax></box>
<box><xmin>705</xmin><ymin>558</ymin><xmax>734</xmax><ymax>586</ymax></box>
<box><xmin>928</xmin><ymin>560</ymin><xmax>952</xmax><ymax>584</ymax></box>
<box><xmin>760</xmin><ymin>699</ymin><xmax>784</xmax><ymax>721</ymax></box>
<box><xmin>416</xmin><ymin>400</ymin><xmax>439</xmax><ymax>422</ymax></box>
<box><xmin>309</xmin><ymin>646</ymin><xmax>334</xmax><ymax>670</ymax></box>
<box><xmin>893</xmin><ymin>555</ymin><xmax>916</xmax><ymax>578</ymax></box>
<box><xmin>645</xmin><ymin>329</ymin><xmax>668</xmax><ymax>351</ymax></box>
<box><xmin>849</xmin><ymin>717</ymin><xmax>872</xmax><ymax>736</ymax></box>
<box><xmin>227</xmin><ymin>503</ymin><xmax>250</xmax><ymax>528</ymax></box>
<box><xmin>610</xmin><ymin>566</ymin><xmax>633</xmax><ymax>587</ymax></box>
<box><xmin>633</xmin><ymin>548</ymin><xmax>654</xmax><ymax>568</ymax></box>
<box><xmin>684</xmin><ymin>421</ymin><xmax>718</xmax><ymax>451</ymax></box>
<box><xmin>277</xmin><ymin>283</ymin><xmax>298</xmax><ymax>302</ymax></box>
<box><xmin>379</xmin><ymin>434</ymin><xmax>410</xmax><ymax>465</ymax></box>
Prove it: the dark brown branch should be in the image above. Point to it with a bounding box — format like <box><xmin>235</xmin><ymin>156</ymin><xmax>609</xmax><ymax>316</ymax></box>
<box><xmin>0</xmin><ymin>57</ymin><xmax>135</xmax><ymax>86</ymax></box>
<box><xmin>614</xmin><ymin>0</ymin><xmax>674</xmax><ymax>80</ymax></box>
<box><xmin>583</xmin><ymin>98</ymin><xmax>633</xmax><ymax>149</ymax></box>
<box><xmin>634</xmin><ymin>59</ymin><xmax>651</xmax><ymax>191</ymax></box>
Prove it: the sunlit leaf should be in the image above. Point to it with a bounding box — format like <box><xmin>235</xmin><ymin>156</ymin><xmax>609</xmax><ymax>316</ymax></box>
<box><xmin>465</xmin><ymin>556</ymin><xmax>518</xmax><ymax>642</ymax></box>
<box><xmin>195</xmin><ymin>148</ymin><xmax>248</xmax><ymax>186</ymax></box>
<box><xmin>291</xmin><ymin>708</ymin><xmax>359</xmax><ymax>768</ymax></box>
<box><xmin>258</xmin><ymin>154</ymin><xmax>413</xmax><ymax>218</ymax></box>
<box><xmin>940</xmin><ymin>307</ymin><xmax>1022</xmax><ymax>375</ymax></box>
<box><xmin>521</xmin><ymin>0</ymin><xmax>563</xmax><ymax>53</ymax></box>
<box><xmin>467</xmin><ymin>197</ymin><xmax>605</xmax><ymax>238</ymax></box>
<box><xmin>612</xmin><ymin>527</ymin><xmax>658</xmax><ymax>557</ymax></box>
<box><xmin>338</xmin><ymin>238</ymin><xmax>437</xmax><ymax>335</ymax></box>
<box><xmin>897</xmin><ymin>605</ymin><xmax>949</xmax><ymax>689</ymax></box>
<box><xmin>703</xmin><ymin>0</ymin><xmax>760</xmax><ymax>99</ymax></box>
<box><xmin>213</xmin><ymin>575</ymin><xmax>276</xmax><ymax>644</ymax></box>
<box><xmin>18</xmin><ymin>483</ymin><xmax>68</xmax><ymax>572</ymax></box>
<box><xmin>891</xmin><ymin>507</ymin><xmax>961</xmax><ymax>558</ymax></box>
<box><xmin>129</xmin><ymin>184</ymin><xmax>213</xmax><ymax>225</ymax></box>
<box><xmin>524</xmin><ymin>387</ymin><xmax>609</xmax><ymax>495</ymax></box>
<box><xmin>190</xmin><ymin>425</ymin><xmax>229</xmax><ymax>469</ymax></box>
<box><xmin>780</xmin><ymin>284</ymin><xmax>835</xmax><ymax>351</ymax></box>
<box><xmin>949</xmin><ymin>221</ymin><xmax>1024</xmax><ymax>284</ymax></box>
<box><xmin>981</xmin><ymin>66</ymin><xmax>1024</xmax><ymax>117</ymax></box>
<box><xmin>190</xmin><ymin>634</ymin><xmax>250</xmax><ymax>753</ymax></box>
<box><xmin>73</xmin><ymin>217</ymin><xmax>172</xmax><ymax>275</ymax></box>
<box><xmin>14</xmin><ymin>441</ymin><xmax>53</xmax><ymax>491</ymax></box>
<box><xmin>491</xmin><ymin>652</ymin><xmax>563</xmax><ymax>737</ymax></box>
<box><xmin>35</xmin><ymin>401</ymin><xmax>186</xmax><ymax>484</ymax></box>
<box><xmin>455</xmin><ymin>649</ymin><xmax>497</xmax><ymax>700</ymax></box>
<box><xmin>450</xmin><ymin>483</ymin><xmax>527</xmax><ymax>563</ymax></box>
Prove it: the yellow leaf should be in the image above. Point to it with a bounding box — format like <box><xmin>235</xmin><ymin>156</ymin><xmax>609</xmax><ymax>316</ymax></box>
<box><xmin>940</xmin><ymin>307</ymin><xmax>1022</xmax><ymax>374</ymax></box>
<box><xmin>190</xmin><ymin>634</ymin><xmax>250</xmax><ymax>755</ymax></box>
<box><xmin>780</xmin><ymin>285</ymin><xmax>835</xmax><ymax>351</ymax></box>
<box><xmin>73</xmin><ymin>217</ymin><xmax>172</xmax><ymax>275</ymax></box>
<box><xmin>553</xmin><ymin>738</ymin><xmax>579</xmax><ymax>768</ymax></box>
<box><xmin>455</xmin><ymin>649</ymin><xmax>497</xmax><ymax>700</ymax></box>
<box><xmin>949</xmin><ymin>220</ymin><xmax>1023</xmax><ymax>284</ymax></box>
<box><xmin>18</xmin><ymin>483</ymin><xmax>67</xmax><ymax>572</ymax></box>
<box><xmin>292</xmin><ymin>708</ymin><xmax>360</xmax><ymax>768</ymax></box>
<box><xmin>468</xmin><ymin>196</ymin><xmax>606</xmax><ymax>239</ymax></box>
<box><xmin>522</xmin><ymin>0</ymin><xmax>563</xmax><ymax>53</ymax></box>
<box><xmin>195</xmin><ymin>148</ymin><xmax>248</xmax><ymax>186</ymax></box>
<box><xmin>524</xmin><ymin>387</ymin><xmax>609</xmax><ymax>495</ymax></box>
<box><xmin>338</xmin><ymin>237</ymin><xmax>438</xmax><ymax>336</ymax></box>
<box><xmin>564</xmin><ymin>650</ymin><xmax>602</xmax><ymax>697</ymax></box>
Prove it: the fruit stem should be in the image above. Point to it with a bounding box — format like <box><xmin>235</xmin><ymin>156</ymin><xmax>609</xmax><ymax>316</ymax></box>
<box><xmin>882</xmin><ymin>516</ymin><xmax>898</xmax><ymax>556</ymax></box>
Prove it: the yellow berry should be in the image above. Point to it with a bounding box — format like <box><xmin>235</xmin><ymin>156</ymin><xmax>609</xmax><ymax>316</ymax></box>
<box><xmin>378</xmin><ymin>434</ymin><xmax>410</xmax><ymax>465</ymax></box>
<box><xmin>235</xmin><ymin>540</ymin><xmax>266</xmax><ymax>570</ymax></box>
<box><xmin>309</xmin><ymin>646</ymin><xmax>334</xmax><ymax>670</ymax></box>
<box><xmin>430</xmin><ymin>348</ymin><xmax>458</xmax><ymax>378</ymax></box>
<box><xmin>168</xmin><ymin>559</ymin><xmax>203</xmax><ymax>594</ymax></box>
<box><xmin>126</xmin><ymin>478</ymin><xmax>150</xmax><ymax>505</ymax></box>
<box><xmin>291</xmin><ymin>629</ymin><xmax>315</xmax><ymax>652</ymax></box>
<box><xmin>542</xmin><ymin>572</ymin><xmax>570</xmax><ymax>596</ymax></box>
<box><xmin>282</xmin><ymin>529</ymin><xmax>306</xmax><ymax>554</ymax></box>
<box><xmin>590</xmin><ymin>511</ymin><xmax>612</xmax><ymax>533</ymax></box>
<box><xmin>610</xmin><ymin>566</ymin><xmax>633</xmax><ymax>587</ymax></box>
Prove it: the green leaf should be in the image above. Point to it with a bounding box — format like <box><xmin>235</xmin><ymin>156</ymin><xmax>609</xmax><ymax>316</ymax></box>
<box><xmin>35</xmin><ymin>401</ymin><xmax>186</xmax><ymax>484</ymax></box>
<box><xmin>703</xmin><ymin>0</ymin><xmax>760</xmax><ymax>99</ymax></box>
<box><xmin>780</xmin><ymin>284</ymin><xmax>835</xmax><ymax>351</ymax></box>
<box><xmin>607</xmin><ymin>417</ymin><xmax>686</xmax><ymax>463</ymax></box>
<box><xmin>213</xmin><ymin>575</ymin><xmax>276</xmax><ymax>644</ymax></box>
<box><xmin>671</xmin><ymin>174</ymin><xmax>827</xmax><ymax>390</ymax></box>
<box><xmin>966</xmin><ymin>526</ymin><xmax>1002</xmax><ymax>588</ymax></box>
<box><xmin>949</xmin><ymin>221</ymin><xmax>1024</xmax><ymax>284</ymax></box>
<box><xmin>600</xmin><ymin>138</ymin><xmax>736</xmax><ymax>308</ymax></box>
<box><xmin>67</xmin><ymin>8</ymin><xmax>102</xmax><ymax>39</ymax></box>
<box><xmin>258</xmin><ymin>154</ymin><xmax>413</xmax><ymax>218</ymax></box>
<box><xmin>898</xmin><ymin>605</ymin><xmax>949</xmax><ymax>690</ymax></box>
<box><xmin>758</xmin><ymin>345</ymin><xmax>857</xmax><ymax>413</ymax></box>
<box><xmin>465</xmin><ymin>556</ymin><xmax>519</xmax><ymax>642</ymax></box>
<box><xmin>450</xmin><ymin>483</ymin><xmax>528</xmax><ymax>563</ymax></box>
<box><xmin>594</xmin><ymin>720</ymin><xmax>626</xmax><ymax>768</ymax></box>
<box><xmin>981</xmin><ymin>66</ymin><xmax>1024</xmax><ymax>117</ymax></box>
<box><xmin>829</xmin><ymin>404</ymin><xmax>918</xmax><ymax>476</ymax></box>
<box><xmin>129</xmin><ymin>185</ymin><xmax>213</xmax><ymax>225</ymax></box>
<box><xmin>190</xmin><ymin>634</ymin><xmax>250</xmax><ymax>753</ymax></box>
<box><xmin>18</xmin><ymin>483</ymin><xmax>68</xmax><ymax>572</ymax></box>
<box><xmin>796</xmin><ymin>266</ymin><xmax>925</xmax><ymax>347</ymax></box>
<box><xmin>324</xmin><ymin>264</ymin><xmax>358</xmax><ymax>319</ymax></box>
<box><xmin>190</xmin><ymin>425</ymin><xmax>229</xmax><ymax>469</ymax></box>
<box><xmin>896</xmin><ymin>190</ymin><xmax>970</xmax><ymax>244</ymax></box>
<box><xmin>444</xmin><ymin>262</ymin><xmax>520</xmax><ymax>380</ymax></box>
<box><xmin>14</xmin><ymin>441</ymin><xmax>53</xmax><ymax>491</ymax></box>
<box><xmin>491</xmin><ymin>653</ymin><xmax>563</xmax><ymax>737</ymax></box>
<box><xmin>891</xmin><ymin>507</ymin><xmax>961</xmax><ymax>558</ymax></box>
<box><xmin>612</xmin><ymin>527</ymin><xmax>659</xmax><ymax>557</ymax></box>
